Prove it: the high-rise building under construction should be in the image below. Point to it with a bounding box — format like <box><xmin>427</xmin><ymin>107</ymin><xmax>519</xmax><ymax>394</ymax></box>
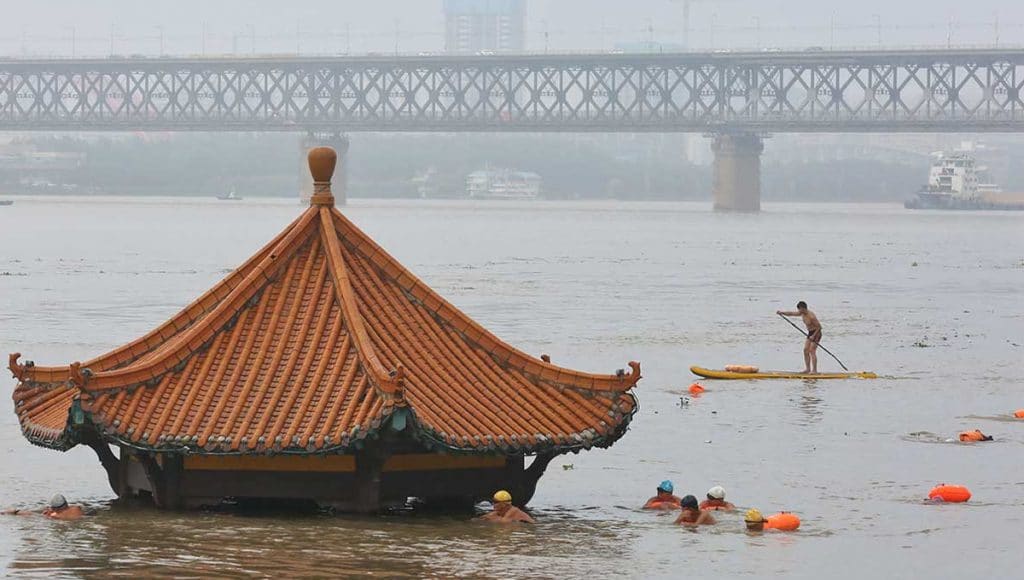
<box><xmin>444</xmin><ymin>0</ymin><xmax>526</xmax><ymax>53</ymax></box>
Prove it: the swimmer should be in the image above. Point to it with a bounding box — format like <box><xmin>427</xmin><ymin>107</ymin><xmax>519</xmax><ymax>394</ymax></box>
<box><xmin>777</xmin><ymin>301</ymin><xmax>822</xmax><ymax>374</ymax></box>
<box><xmin>643</xmin><ymin>480</ymin><xmax>682</xmax><ymax>510</ymax></box>
<box><xmin>744</xmin><ymin>508</ymin><xmax>767</xmax><ymax>532</ymax></box>
<box><xmin>478</xmin><ymin>490</ymin><xmax>535</xmax><ymax>524</ymax></box>
<box><xmin>674</xmin><ymin>495</ymin><xmax>715</xmax><ymax>526</ymax></box>
<box><xmin>958</xmin><ymin>429</ymin><xmax>993</xmax><ymax>442</ymax></box>
<box><xmin>699</xmin><ymin>486</ymin><xmax>735</xmax><ymax>511</ymax></box>
<box><xmin>2</xmin><ymin>494</ymin><xmax>85</xmax><ymax>520</ymax></box>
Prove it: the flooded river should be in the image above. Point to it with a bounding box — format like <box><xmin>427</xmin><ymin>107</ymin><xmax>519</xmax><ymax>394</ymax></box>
<box><xmin>1</xmin><ymin>197</ymin><xmax>1022</xmax><ymax>578</ymax></box>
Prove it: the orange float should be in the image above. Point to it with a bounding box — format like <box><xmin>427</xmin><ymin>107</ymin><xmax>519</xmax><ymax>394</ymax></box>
<box><xmin>688</xmin><ymin>383</ymin><xmax>706</xmax><ymax>394</ymax></box>
<box><xmin>958</xmin><ymin>430</ymin><xmax>990</xmax><ymax>442</ymax></box>
<box><xmin>764</xmin><ymin>512</ymin><xmax>801</xmax><ymax>531</ymax></box>
<box><xmin>1014</xmin><ymin>409</ymin><xmax>1024</xmax><ymax>419</ymax></box>
<box><xmin>928</xmin><ymin>484</ymin><xmax>971</xmax><ymax>503</ymax></box>
<box><xmin>645</xmin><ymin>500</ymin><xmax>680</xmax><ymax>510</ymax></box>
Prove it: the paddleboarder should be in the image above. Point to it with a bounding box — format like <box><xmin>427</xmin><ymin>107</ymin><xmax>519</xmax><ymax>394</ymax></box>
<box><xmin>777</xmin><ymin>301</ymin><xmax>822</xmax><ymax>374</ymax></box>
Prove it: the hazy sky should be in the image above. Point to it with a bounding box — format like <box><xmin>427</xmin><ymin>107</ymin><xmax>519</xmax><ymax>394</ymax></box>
<box><xmin>0</xmin><ymin>0</ymin><xmax>1018</xmax><ymax>57</ymax></box>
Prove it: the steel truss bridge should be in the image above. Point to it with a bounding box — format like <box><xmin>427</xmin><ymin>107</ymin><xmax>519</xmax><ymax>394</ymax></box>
<box><xmin>1</xmin><ymin>49</ymin><xmax>1023</xmax><ymax>133</ymax></box>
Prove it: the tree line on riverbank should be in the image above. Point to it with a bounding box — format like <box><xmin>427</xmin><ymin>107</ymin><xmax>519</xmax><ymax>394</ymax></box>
<box><xmin>3</xmin><ymin>133</ymin><xmax>927</xmax><ymax>202</ymax></box>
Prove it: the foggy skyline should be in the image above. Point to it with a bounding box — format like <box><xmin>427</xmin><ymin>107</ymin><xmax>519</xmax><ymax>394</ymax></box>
<box><xmin>1</xmin><ymin>0</ymin><xmax>1020</xmax><ymax>58</ymax></box>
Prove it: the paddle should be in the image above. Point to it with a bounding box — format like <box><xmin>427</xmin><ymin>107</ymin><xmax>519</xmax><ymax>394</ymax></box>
<box><xmin>777</xmin><ymin>313</ymin><xmax>849</xmax><ymax>371</ymax></box>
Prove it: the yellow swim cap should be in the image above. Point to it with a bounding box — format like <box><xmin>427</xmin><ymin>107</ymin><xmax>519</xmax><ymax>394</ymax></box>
<box><xmin>744</xmin><ymin>508</ymin><xmax>764</xmax><ymax>523</ymax></box>
<box><xmin>493</xmin><ymin>490</ymin><xmax>512</xmax><ymax>503</ymax></box>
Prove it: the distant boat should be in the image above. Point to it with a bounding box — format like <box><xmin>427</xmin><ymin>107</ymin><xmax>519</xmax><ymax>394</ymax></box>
<box><xmin>217</xmin><ymin>188</ymin><xmax>242</xmax><ymax>201</ymax></box>
<box><xmin>0</xmin><ymin>200</ymin><xmax>13</xmax><ymax>206</ymax></box>
<box><xmin>465</xmin><ymin>168</ymin><xmax>542</xmax><ymax>200</ymax></box>
<box><xmin>905</xmin><ymin>148</ymin><xmax>1024</xmax><ymax>210</ymax></box>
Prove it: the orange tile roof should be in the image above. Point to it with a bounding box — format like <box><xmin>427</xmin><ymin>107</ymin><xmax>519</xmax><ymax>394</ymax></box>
<box><xmin>9</xmin><ymin>148</ymin><xmax>640</xmax><ymax>455</ymax></box>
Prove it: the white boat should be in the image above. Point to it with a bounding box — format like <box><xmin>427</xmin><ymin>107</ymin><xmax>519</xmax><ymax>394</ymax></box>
<box><xmin>905</xmin><ymin>148</ymin><xmax>1024</xmax><ymax>210</ymax></box>
<box><xmin>217</xmin><ymin>188</ymin><xmax>243</xmax><ymax>201</ymax></box>
<box><xmin>465</xmin><ymin>168</ymin><xmax>541</xmax><ymax>200</ymax></box>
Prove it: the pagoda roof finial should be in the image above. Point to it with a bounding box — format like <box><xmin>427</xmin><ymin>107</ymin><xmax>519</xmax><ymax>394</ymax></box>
<box><xmin>308</xmin><ymin>146</ymin><xmax>337</xmax><ymax>207</ymax></box>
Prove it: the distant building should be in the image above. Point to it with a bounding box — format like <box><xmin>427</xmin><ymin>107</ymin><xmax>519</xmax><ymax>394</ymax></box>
<box><xmin>444</xmin><ymin>0</ymin><xmax>525</xmax><ymax>53</ymax></box>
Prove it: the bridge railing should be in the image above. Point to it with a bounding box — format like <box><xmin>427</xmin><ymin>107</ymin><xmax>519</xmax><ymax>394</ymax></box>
<box><xmin>1</xmin><ymin>50</ymin><xmax>1022</xmax><ymax>132</ymax></box>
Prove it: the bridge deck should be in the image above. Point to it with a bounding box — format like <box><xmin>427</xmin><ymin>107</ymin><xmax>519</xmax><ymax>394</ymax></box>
<box><xmin>1</xmin><ymin>49</ymin><xmax>1022</xmax><ymax>132</ymax></box>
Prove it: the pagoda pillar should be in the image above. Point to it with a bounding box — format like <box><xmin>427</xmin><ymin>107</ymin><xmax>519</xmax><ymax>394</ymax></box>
<box><xmin>81</xmin><ymin>429</ymin><xmax>120</xmax><ymax>495</ymax></box>
<box><xmin>301</xmin><ymin>133</ymin><xmax>349</xmax><ymax>205</ymax></box>
<box><xmin>711</xmin><ymin>132</ymin><xmax>764</xmax><ymax>211</ymax></box>
<box><xmin>351</xmin><ymin>443</ymin><xmax>387</xmax><ymax>514</ymax></box>
<box><xmin>515</xmin><ymin>451</ymin><xmax>555</xmax><ymax>507</ymax></box>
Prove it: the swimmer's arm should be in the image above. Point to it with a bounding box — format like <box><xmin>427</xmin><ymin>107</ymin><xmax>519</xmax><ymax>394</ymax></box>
<box><xmin>777</xmin><ymin>310</ymin><xmax>800</xmax><ymax>317</ymax></box>
<box><xmin>1</xmin><ymin>508</ymin><xmax>36</xmax><ymax>516</ymax></box>
<box><xmin>514</xmin><ymin>511</ymin><xmax>536</xmax><ymax>524</ymax></box>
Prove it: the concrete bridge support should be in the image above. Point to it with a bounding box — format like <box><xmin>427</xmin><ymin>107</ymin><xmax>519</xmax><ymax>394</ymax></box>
<box><xmin>301</xmin><ymin>133</ymin><xmax>349</xmax><ymax>204</ymax></box>
<box><xmin>711</xmin><ymin>133</ymin><xmax>764</xmax><ymax>211</ymax></box>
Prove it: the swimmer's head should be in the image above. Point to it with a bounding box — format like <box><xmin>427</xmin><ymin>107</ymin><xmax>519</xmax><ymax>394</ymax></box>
<box><xmin>49</xmin><ymin>494</ymin><xmax>68</xmax><ymax>511</ymax></box>
<box><xmin>680</xmin><ymin>495</ymin><xmax>699</xmax><ymax>510</ymax></box>
<box><xmin>492</xmin><ymin>490</ymin><xmax>512</xmax><ymax>514</ymax></box>
<box><xmin>657</xmin><ymin>480</ymin><xmax>674</xmax><ymax>494</ymax></box>
<box><xmin>707</xmin><ymin>486</ymin><xmax>726</xmax><ymax>500</ymax></box>
<box><xmin>745</xmin><ymin>508</ymin><xmax>766</xmax><ymax>531</ymax></box>
<box><xmin>796</xmin><ymin>301</ymin><xmax>808</xmax><ymax>312</ymax></box>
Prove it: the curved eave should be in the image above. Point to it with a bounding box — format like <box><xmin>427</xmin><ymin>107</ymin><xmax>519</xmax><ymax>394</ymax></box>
<box><xmin>12</xmin><ymin>381</ymin><xmax>79</xmax><ymax>451</ymax></box>
<box><xmin>84</xmin><ymin>396</ymin><xmax>395</xmax><ymax>455</ymax></box>
<box><xmin>81</xmin><ymin>391</ymin><xmax>638</xmax><ymax>457</ymax></box>
<box><xmin>410</xmin><ymin>391</ymin><xmax>640</xmax><ymax>455</ymax></box>
<box><xmin>83</xmin><ymin>210</ymin><xmax>320</xmax><ymax>392</ymax></box>
<box><xmin>330</xmin><ymin>208</ymin><xmax>641</xmax><ymax>392</ymax></box>
<box><xmin>6</xmin><ymin>210</ymin><xmax>308</xmax><ymax>386</ymax></box>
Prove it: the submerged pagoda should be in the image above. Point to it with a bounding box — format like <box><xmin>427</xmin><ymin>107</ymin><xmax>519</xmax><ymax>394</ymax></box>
<box><xmin>9</xmin><ymin>148</ymin><xmax>640</xmax><ymax>511</ymax></box>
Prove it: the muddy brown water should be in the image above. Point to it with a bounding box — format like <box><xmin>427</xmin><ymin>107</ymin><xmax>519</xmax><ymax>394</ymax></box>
<box><xmin>1</xmin><ymin>198</ymin><xmax>1022</xmax><ymax>578</ymax></box>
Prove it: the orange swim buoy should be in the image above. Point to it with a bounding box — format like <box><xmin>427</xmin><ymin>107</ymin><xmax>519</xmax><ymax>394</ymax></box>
<box><xmin>689</xmin><ymin>383</ymin><xmax>706</xmax><ymax>394</ymax></box>
<box><xmin>928</xmin><ymin>484</ymin><xmax>971</xmax><ymax>503</ymax></box>
<box><xmin>646</xmin><ymin>500</ymin><xmax>680</xmax><ymax>510</ymax></box>
<box><xmin>1014</xmin><ymin>409</ymin><xmax>1024</xmax><ymax>419</ymax></box>
<box><xmin>764</xmin><ymin>512</ymin><xmax>801</xmax><ymax>531</ymax></box>
<box><xmin>958</xmin><ymin>430</ymin><xmax>990</xmax><ymax>442</ymax></box>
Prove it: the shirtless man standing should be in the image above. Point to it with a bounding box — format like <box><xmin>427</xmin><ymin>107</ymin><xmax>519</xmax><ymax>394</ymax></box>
<box><xmin>777</xmin><ymin>301</ymin><xmax>822</xmax><ymax>374</ymax></box>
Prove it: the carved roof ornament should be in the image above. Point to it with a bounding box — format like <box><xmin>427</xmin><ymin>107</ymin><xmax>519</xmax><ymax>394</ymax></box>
<box><xmin>308</xmin><ymin>147</ymin><xmax>337</xmax><ymax>207</ymax></box>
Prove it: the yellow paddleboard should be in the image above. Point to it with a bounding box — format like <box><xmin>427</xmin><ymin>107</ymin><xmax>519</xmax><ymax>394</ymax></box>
<box><xmin>690</xmin><ymin>366</ymin><xmax>878</xmax><ymax>380</ymax></box>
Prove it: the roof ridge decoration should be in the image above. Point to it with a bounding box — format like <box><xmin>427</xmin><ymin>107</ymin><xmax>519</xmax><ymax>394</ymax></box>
<box><xmin>10</xmin><ymin>146</ymin><xmax>641</xmax><ymax>456</ymax></box>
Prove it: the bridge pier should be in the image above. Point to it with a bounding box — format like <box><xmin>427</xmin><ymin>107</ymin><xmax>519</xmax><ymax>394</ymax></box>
<box><xmin>711</xmin><ymin>132</ymin><xmax>764</xmax><ymax>212</ymax></box>
<box><xmin>301</xmin><ymin>133</ymin><xmax>349</xmax><ymax>204</ymax></box>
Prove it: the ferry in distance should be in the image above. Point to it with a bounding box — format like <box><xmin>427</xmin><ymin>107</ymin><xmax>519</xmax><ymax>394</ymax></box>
<box><xmin>905</xmin><ymin>148</ymin><xmax>1024</xmax><ymax>210</ymax></box>
<box><xmin>217</xmin><ymin>188</ymin><xmax>243</xmax><ymax>201</ymax></box>
<box><xmin>465</xmin><ymin>168</ymin><xmax>542</xmax><ymax>200</ymax></box>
